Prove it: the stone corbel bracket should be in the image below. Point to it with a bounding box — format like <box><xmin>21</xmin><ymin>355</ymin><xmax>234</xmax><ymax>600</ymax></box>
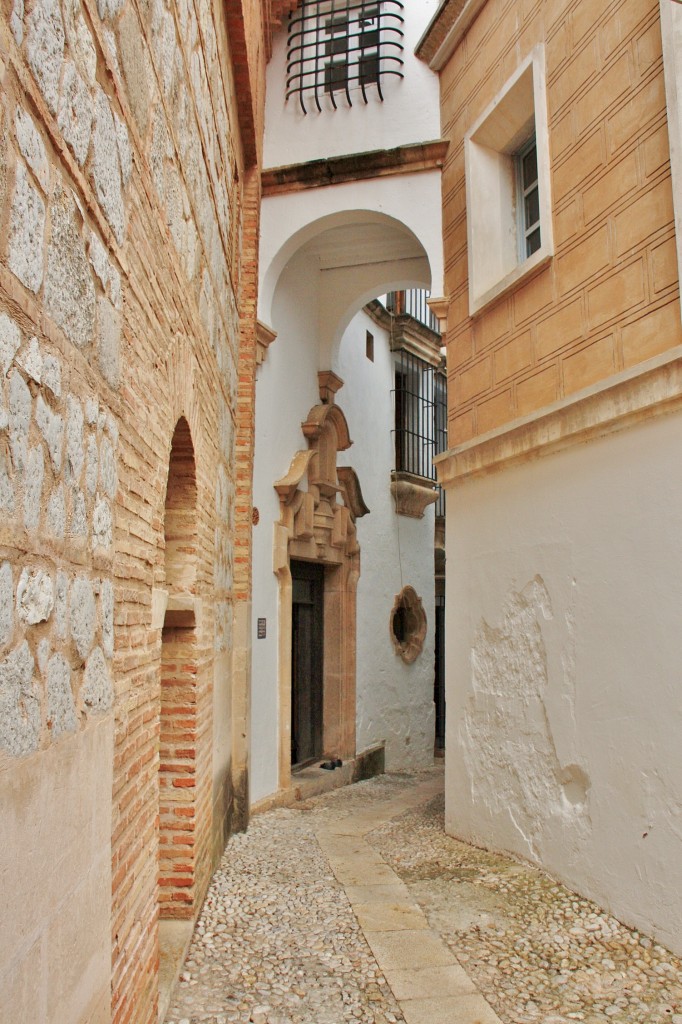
<box><xmin>427</xmin><ymin>296</ymin><xmax>449</xmax><ymax>339</ymax></box>
<box><xmin>256</xmin><ymin>320</ymin><xmax>278</xmax><ymax>366</ymax></box>
<box><xmin>391</xmin><ymin>472</ymin><xmax>439</xmax><ymax>519</ymax></box>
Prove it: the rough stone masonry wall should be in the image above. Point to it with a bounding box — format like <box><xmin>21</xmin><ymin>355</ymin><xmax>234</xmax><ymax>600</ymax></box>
<box><xmin>0</xmin><ymin>0</ymin><xmax>256</xmax><ymax>1017</ymax></box>
<box><xmin>441</xmin><ymin>0</ymin><xmax>682</xmax><ymax>446</ymax></box>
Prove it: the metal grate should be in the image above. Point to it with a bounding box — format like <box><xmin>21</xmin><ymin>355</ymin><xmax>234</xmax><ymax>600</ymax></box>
<box><xmin>287</xmin><ymin>0</ymin><xmax>405</xmax><ymax>114</ymax></box>
<box><xmin>434</xmin><ymin>370</ymin><xmax>447</xmax><ymax>517</ymax></box>
<box><xmin>393</xmin><ymin>349</ymin><xmax>436</xmax><ymax>482</ymax></box>
<box><xmin>386</xmin><ymin>289</ymin><xmax>440</xmax><ymax>334</ymax></box>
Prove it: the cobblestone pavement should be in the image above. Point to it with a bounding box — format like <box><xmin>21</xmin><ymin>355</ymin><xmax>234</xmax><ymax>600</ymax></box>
<box><xmin>165</xmin><ymin>767</ymin><xmax>682</xmax><ymax>1024</ymax></box>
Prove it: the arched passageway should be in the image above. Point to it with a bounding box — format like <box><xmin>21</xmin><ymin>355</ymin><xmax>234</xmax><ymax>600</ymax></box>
<box><xmin>250</xmin><ymin>206</ymin><xmax>444</xmax><ymax>804</ymax></box>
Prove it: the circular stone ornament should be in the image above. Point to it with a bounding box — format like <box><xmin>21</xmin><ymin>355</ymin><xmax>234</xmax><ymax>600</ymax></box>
<box><xmin>390</xmin><ymin>586</ymin><xmax>427</xmax><ymax>664</ymax></box>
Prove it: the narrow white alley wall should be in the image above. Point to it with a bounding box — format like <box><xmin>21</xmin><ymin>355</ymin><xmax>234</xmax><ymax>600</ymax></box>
<box><xmin>445</xmin><ymin>410</ymin><xmax>682</xmax><ymax>956</ymax></box>
<box><xmin>336</xmin><ymin>307</ymin><xmax>436</xmax><ymax>770</ymax></box>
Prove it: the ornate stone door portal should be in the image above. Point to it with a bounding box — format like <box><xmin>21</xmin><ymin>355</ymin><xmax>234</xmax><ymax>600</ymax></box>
<box><xmin>274</xmin><ymin>372</ymin><xmax>369</xmax><ymax>789</ymax></box>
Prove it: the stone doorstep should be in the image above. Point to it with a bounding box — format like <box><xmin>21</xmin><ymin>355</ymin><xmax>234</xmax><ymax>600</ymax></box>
<box><xmin>249</xmin><ymin>743</ymin><xmax>387</xmax><ymax>815</ymax></box>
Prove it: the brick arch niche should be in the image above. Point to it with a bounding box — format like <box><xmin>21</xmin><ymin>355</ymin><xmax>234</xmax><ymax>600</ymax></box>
<box><xmin>273</xmin><ymin>372</ymin><xmax>369</xmax><ymax>791</ymax></box>
<box><xmin>159</xmin><ymin>417</ymin><xmax>200</xmax><ymax>919</ymax></box>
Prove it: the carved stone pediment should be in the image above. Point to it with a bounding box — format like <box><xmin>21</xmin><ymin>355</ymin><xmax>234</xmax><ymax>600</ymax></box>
<box><xmin>337</xmin><ymin>467</ymin><xmax>370</xmax><ymax>522</ymax></box>
<box><xmin>274</xmin><ymin>379</ymin><xmax>367</xmax><ymax>563</ymax></box>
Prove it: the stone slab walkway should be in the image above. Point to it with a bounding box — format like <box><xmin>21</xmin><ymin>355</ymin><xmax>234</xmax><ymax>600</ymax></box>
<box><xmin>165</xmin><ymin>767</ymin><xmax>682</xmax><ymax>1024</ymax></box>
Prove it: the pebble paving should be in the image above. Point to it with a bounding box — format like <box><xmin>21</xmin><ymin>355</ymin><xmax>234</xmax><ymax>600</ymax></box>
<box><xmin>165</xmin><ymin>768</ymin><xmax>682</xmax><ymax>1024</ymax></box>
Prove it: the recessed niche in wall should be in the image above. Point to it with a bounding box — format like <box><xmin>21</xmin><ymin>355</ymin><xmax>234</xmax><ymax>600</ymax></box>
<box><xmin>390</xmin><ymin>586</ymin><xmax>427</xmax><ymax>664</ymax></box>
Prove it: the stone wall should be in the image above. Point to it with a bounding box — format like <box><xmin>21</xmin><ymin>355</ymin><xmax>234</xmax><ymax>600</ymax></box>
<box><xmin>440</xmin><ymin>0</ymin><xmax>682</xmax><ymax>445</ymax></box>
<box><xmin>0</xmin><ymin>0</ymin><xmax>265</xmax><ymax>1020</ymax></box>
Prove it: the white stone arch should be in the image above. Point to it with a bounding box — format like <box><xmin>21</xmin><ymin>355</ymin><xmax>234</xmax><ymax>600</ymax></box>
<box><xmin>258</xmin><ymin>171</ymin><xmax>445</xmax><ymax>332</ymax></box>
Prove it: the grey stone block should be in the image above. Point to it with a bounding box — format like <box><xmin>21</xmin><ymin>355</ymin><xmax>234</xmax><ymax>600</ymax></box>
<box><xmin>8</xmin><ymin>163</ymin><xmax>45</xmax><ymax>293</ymax></box>
<box><xmin>48</xmin><ymin>484</ymin><xmax>66</xmax><ymax>538</ymax></box>
<box><xmin>0</xmin><ymin>641</ymin><xmax>40</xmax><ymax>756</ymax></box>
<box><xmin>99</xmin><ymin>435</ymin><xmax>117</xmax><ymax>498</ymax></box>
<box><xmin>10</xmin><ymin>0</ymin><xmax>23</xmax><ymax>44</ymax></box>
<box><xmin>82</xmin><ymin>645</ymin><xmax>113</xmax><ymax>713</ymax></box>
<box><xmin>9</xmin><ymin>369</ymin><xmax>31</xmax><ymax>472</ymax></box>
<box><xmin>26</xmin><ymin>0</ymin><xmax>65</xmax><ymax>114</ymax></box>
<box><xmin>85</xmin><ymin>396</ymin><xmax>99</xmax><ymax>425</ymax></box>
<box><xmin>91</xmin><ymin>88</ymin><xmax>125</xmax><ymax>245</ymax></box>
<box><xmin>97</xmin><ymin>295</ymin><xmax>121</xmax><ymax>389</ymax></box>
<box><xmin>23</xmin><ymin>446</ymin><xmax>44</xmax><ymax>532</ymax></box>
<box><xmin>0</xmin><ymin>312</ymin><xmax>22</xmax><ymax>377</ymax></box>
<box><xmin>55</xmin><ymin>569</ymin><xmax>68</xmax><ymax>639</ymax></box>
<box><xmin>0</xmin><ymin>562</ymin><xmax>14</xmax><ymax>647</ymax></box>
<box><xmin>62</xmin><ymin>0</ymin><xmax>97</xmax><ymax>84</ymax></box>
<box><xmin>70</xmin><ymin>488</ymin><xmax>87</xmax><ymax>536</ymax></box>
<box><xmin>42</xmin><ymin>354</ymin><xmax>62</xmax><ymax>397</ymax></box>
<box><xmin>16</xmin><ymin>335</ymin><xmax>43</xmax><ymax>383</ymax></box>
<box><xmin>36</xmin><ymin>394</ymin><xmax>64</xmax><ymax>471</ymax></box>
<box><xmin>70</xmin><ymin>575</ymin><xmax>96</xmax><ymax>660</ymax></box>
<box><xmin>45</xmin><ymin>189</ymin><xmax>96</xmax><ymax>349</ymax></box>
<box><xmin>58</xmin><ymin>61</ymin><xmax>93</xmax><ymax>167</ymax></box>
<box><xmin>86</xmin><ymin>434</ymin><xmax>98</xmax><ymax>495</ymax></box>
<box><xmin>114</xmin><ymin>112</ymin><xmax>132</xmax><ymax>186</ymax></box>
<box><xmin>66</xmin><ymin>395</ymin><xmax>84</xmax><ymax>483</ymax></box>
<box><xmin>117</xmin><ymin>6</ymin><xmax>151</xmax><ymax>136</ymax></box>
<box><xmin>92</xmin><ymin>495</ymin><xmax>112</xmax><ymax>550</ymax></box>
<box><xmin>16</xmin><ymin>567</ymin><xmax>54</xmax><ymax>625</ymax></box>
<box><xmin>47</xmin><ymin>652</ymin><xmax>77</xmax><ymax>737</ymax></box>
<box><xmin>15</xmin><ymin>107</ymin><xmax>49</xmax><ymax>191</ymax></box>
<box><xmin>101</xmin><ymin>578</ymin><xmax>114</xmax><ymax>658</ymax></box>
<box><xmin>0</xmin><ymin>453</ymin><xmax>15</xmax><ymax>514</ymax></box>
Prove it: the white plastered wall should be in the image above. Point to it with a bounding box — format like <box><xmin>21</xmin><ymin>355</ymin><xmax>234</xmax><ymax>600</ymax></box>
<box><xmin>444</xmin><ymin>411</ymin><xmax>682</xmax><ymax>955</ymax></box>
<box><xmin>336</xmin><ymin>308</ymin><xmax>436</xmax><ymax>769</ymax></box>
<box><xmin>264</xmin><ymin>0</ymin><xmax>441</xmax><ymax>169</ymax></box>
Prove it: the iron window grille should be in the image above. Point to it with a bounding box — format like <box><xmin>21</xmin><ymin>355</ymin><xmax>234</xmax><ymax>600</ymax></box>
<box><xmin>287</xmin><ymin>0</ymin><xmax>404</xmax><ymax>114</ymax></box>
<box><xmin>434</xmin><ymin>371</ymin><xmax>447</xmax><ymax>518</ymax></box>
<box><xmin>393</xmin><ymin>350</ymin><xmax>437</xmax><ymax>482</ymax></box>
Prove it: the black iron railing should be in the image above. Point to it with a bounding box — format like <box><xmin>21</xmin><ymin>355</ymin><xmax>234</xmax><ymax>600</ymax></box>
<box><xmin>434</xmin><ymin>371</ymin><xmax>447</xmax><ymax>518</ymax></box>
<box><xmin>386</xmin><ymin>289</ymin><xmax>439</xmax><ymax>333</ymax></box>
<box><xmin>287</xmin><ymin>0</ymin><xmax>404</xmax><ymax>114</ymax></box>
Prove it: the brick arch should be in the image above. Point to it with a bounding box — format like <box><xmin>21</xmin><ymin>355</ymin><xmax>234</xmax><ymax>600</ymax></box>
<box><xmin>159</xmin><ymin>416</ymin><xmax>201</xmax><ymax>919</ymax></box>
<box><xmin>155</xmin><ymin>339</ymin><xmax>215</xmax><ymax>924</ymax></box>
<box><xmin>164</xmin><ymin>417</ymin><xmax>198</xmax><ymax>594</ymax></box>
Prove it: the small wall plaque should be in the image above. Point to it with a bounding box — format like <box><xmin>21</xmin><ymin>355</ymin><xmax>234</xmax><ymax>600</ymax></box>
<box><xmin>257</xmin><ymin>617</ymin><xmax>266</xmax><ymax>639</ymax></box>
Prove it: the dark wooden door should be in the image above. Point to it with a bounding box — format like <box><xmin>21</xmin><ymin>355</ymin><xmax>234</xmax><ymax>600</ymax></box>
<box><xmin>434</xmin><ymin>596</ymin><xmax>446</xmax><ymax>752</ymax></box>
<box><xmin>291</xmin><ymin>560</ymin><xmax>325</xmax><ymax>768</ymax></box>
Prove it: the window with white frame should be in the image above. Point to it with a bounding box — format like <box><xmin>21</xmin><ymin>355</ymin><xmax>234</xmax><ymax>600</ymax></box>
<box><xmin>464</xmin><ymin>47</ymin><xmax>554</xmax><ymax>315</ymax></box>
<box><xmin>517</xmin><ymin>136</ymin><xmax>541</xmax><ymax>259</ymax></box>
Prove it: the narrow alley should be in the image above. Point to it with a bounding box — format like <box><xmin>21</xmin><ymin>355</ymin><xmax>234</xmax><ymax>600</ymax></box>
<box><xmin>164</xmin><ymin>770</ymin><xmax>682</xmax><ymax>1024</ymax></box>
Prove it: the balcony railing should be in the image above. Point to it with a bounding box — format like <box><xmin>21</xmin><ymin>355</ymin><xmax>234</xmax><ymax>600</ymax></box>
<box><xmin>386</xmin><ymin>289</ymin><xmax>440</xmax><ymax>334</ymax></box>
